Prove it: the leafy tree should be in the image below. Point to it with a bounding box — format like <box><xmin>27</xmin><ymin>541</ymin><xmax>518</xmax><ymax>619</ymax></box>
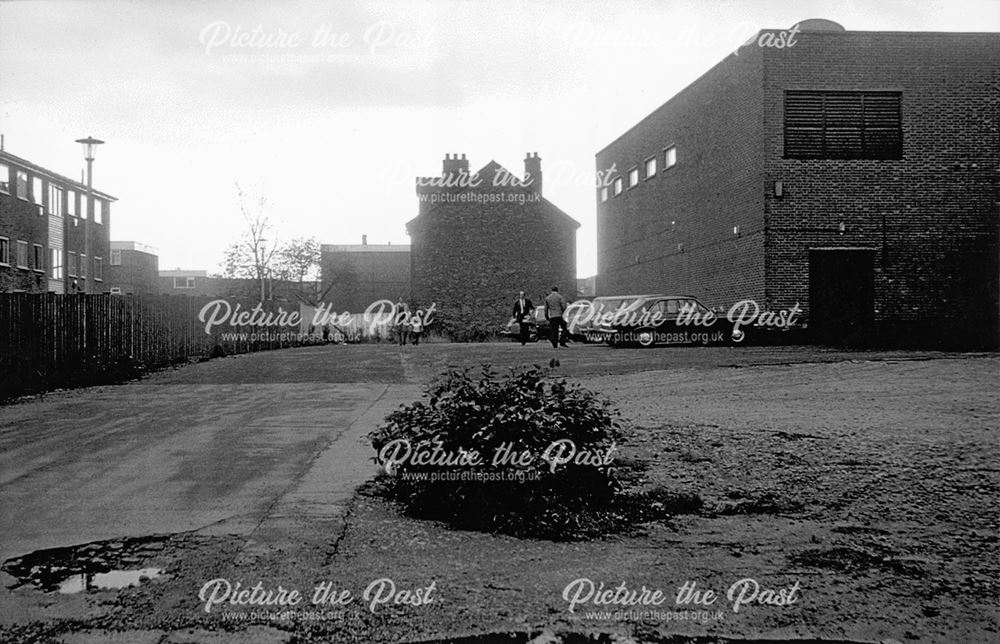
<box><xmin>276</xmin><ymin>236</ymin><xmax>320</xmax><ymax>284</ymax></box>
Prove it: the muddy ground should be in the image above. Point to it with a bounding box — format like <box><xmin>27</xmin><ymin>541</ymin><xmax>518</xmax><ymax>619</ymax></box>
<box><xmin>0</xmin><ymin>345</ymin><xmax>996</xmax><ymax>643</ymax></box>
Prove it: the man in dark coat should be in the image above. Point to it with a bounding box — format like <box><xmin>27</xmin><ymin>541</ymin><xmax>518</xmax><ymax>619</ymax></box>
<box><xmin>512</xmin><ymin>291</ymin><xmax>534</xmax><ymax>346</ymax></box>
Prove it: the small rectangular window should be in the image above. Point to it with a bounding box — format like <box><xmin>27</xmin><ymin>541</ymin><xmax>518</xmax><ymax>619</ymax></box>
<box><xmin>0</xmin><ymin>237</ymin><xmax>9</xmax><ymax>265</ymax></box>
<box><xmin>0</xmin><ymin>164</ymin><xmax>9</xmax><ymax>194</ymax></box>
<box><xmin>664</xmin><ymin>146</ymin><xmax>677</xmax><ymax>169</ymax></box>
<box><xmin>78</xmin><ymin>253</ymin><xmax>86</xmax><ymax>278</ymax></box>
<box><xmin>68</xmin><ymin>251</ymin><xmax>78</xmax><ymax>277</ymax></box>
<box><xmin>174</xmin><ymin>276</ymin><xmax>196</xmax><ymax>288</ymax></box>
<box><xmin>33</xmin><ymin>245</ymin><xmax>45</xmax><ymax>272</ymax></box>
<box><xmin>32</xmin><ymin>177</ymin><xmax>44</xmax><ymax>206</ymax></box>
<box><xmin>93</xmin><ymin>198</ymin><xmax>104</xmax><ymax>224</ymax></box>
<box><xmin>644</xmin><ymin>157</ymin><xmax>656</xmax><ymax>178</ymax></box>
<box><xmin>48</xmin><ymin>184</ymin><xmax>63</xmax><ymax>217</ymax></box>
<box><xmin>110</xmin><ymin>249</ymin><xmax>122</xmax><ymax>265</ymax></box>
<box><xmin>628</xmin><ymin>167</ymin><xmax>639</xmax><ymax>188</ymax></box>
<box><xmin>600</xmin><ymin>186</ymin><xmax>608</xmax><ymax>203</ymax></box>
<box><xmin>50</xmin><ymin>248</ymin><xmax>63</xmax><ymax>279</ymax></box>
<box><xmin>94</xmin><ymin>256</ymin><xmax>103</xmax><ymax>281</ymax></box>
<box><xmin>16</xmin><ymin>241</ymin><xmax>28</xmax><ymax>268</ymax></box>
<box><xmin>16</xmin><ymin>171</ymin><xmax>28</xmax><ymax>199</ymax></box>
<box><xmin>67</xmin><ymin>189</ymin><xmax>76</xmax><ymax>216</ymax></box>
<box><xmin>613</xmin><ymin>177</ymin><xmax>623</xmax><ymax>196</ymax></box>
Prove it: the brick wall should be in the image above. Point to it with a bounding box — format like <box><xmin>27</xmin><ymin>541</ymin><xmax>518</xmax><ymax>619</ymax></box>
<box><xmin>408</xmin><ymin>160</ymin><xmax>578</xmax><ymax>334</ymax></box>
<box><xmin>0</xmin><ymin>153</ymin><xmax>113</xmax><ymax>294</ymax></box>
<box><xmin>595</xmin><ymin>45</ymin><xmax>766</xmax><ymax>309</ymax></box>
<box><xmin>320</xmin><ymin>248</ymin><xmax>411</xmax><ymax>312</ymax></box>
<box><xmin>0</xmin><ymin>190</ymin><xmax>48</xmax><ymax>292</ymax></box>
<box><xmin>106</xmin><ymin>249</ymin><xmax>159</xmax><ymax>295</ymax></box>
<box><xmin>764</xmin><ymin>31</ymin><xmax>1000</xmax><ymax>346</ymax></box>
<box><xmin>596</xmin><ymin>29</ymin><xmax>998</xmax><ymax>347</ymax></box>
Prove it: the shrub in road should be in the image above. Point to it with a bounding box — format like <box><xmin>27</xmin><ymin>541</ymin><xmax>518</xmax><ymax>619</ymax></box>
<box><xmin>368</xmin><ymin>364</ymin><xmax>648</xmax><ymax>539</ymax></box>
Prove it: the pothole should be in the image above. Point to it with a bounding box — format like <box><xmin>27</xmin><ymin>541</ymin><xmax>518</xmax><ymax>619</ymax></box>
<box><xmin>2</xmin><ymin>534</ymin><xmax>172</xmax><ymax>594</ymax></box>
<box><xmin>789</xmin><ymin>546</ymin><xmax>925</xmax><ymax>577</ymax></box>
<box><xmin>710</xmin><ymin>491</ymin><xmax>805</xmax><ymax>516</ymax></box>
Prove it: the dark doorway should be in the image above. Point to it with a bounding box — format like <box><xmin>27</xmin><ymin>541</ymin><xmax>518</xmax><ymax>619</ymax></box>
<box><xmin>809</xmin><ymin>249</ymin><xmax>875</xmax><ymax>346</ymax></box>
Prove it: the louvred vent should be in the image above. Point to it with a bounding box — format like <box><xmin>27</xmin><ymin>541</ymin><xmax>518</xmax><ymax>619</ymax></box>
<box><xmin>784</xmin><ymin>90</ymin><xmax>902</xmax><ymax>160</ymax></box>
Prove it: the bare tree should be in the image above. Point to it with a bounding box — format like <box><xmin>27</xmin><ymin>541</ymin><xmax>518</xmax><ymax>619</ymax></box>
<box><xmin>223</xmin><ymin>183</ymin><xmax>279</xmax><ymax>301</ymax></box>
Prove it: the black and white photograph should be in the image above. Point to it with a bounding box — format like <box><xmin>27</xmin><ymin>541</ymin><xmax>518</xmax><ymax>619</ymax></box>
<box><xmin>0</xmin><ymin>1</ymin><xmax>998</xmax><ymax>642</ymax></box>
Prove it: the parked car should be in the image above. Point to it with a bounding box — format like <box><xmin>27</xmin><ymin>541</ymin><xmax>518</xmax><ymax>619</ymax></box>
<box><xmin>566</xmin><ymin>294</ymin><xmax>665</xmax><ymax>342</ymax></box>
<box><xmin>500</xmin><ymin>303</ymin><xmax>587</xmax><ymax>343</ymax></box>
<box><xmin>596</xmin><ymin>295</ymin><xmax>748</xmax><ymax>347</ymax></box>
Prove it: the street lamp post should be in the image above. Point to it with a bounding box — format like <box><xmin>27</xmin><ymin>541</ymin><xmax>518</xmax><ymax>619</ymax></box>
<box><xmin>75</xmin><ymin>137</ymin><xmax>104</xmax><ymax>293</ymax></box>
<box><xmin>75</xmin><ymin>136</ymin><xmax>104</xmax><ymax>188</ymax></box>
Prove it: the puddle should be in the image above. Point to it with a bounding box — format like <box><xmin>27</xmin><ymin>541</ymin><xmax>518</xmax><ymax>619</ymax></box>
<box><xmin>3</xmin><ymin>534</ymin><xmax>171</xmax><ymax>594</ymax></box>
<box><xmin>56</xmin><ymin>567</ymin><xmax>164</xmax><ymax>594</ymax></box>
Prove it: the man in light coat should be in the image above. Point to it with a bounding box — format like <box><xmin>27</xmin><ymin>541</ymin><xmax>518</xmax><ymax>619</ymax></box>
<box><xmin>544</xmin><ymin>286</ymin><xmax>569</xmax><ymax>348</ymax></box>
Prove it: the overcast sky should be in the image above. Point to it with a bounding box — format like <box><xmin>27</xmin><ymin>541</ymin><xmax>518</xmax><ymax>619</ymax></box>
<box><xmin>1</xmin><ymin>0</ymin><xmax>997</xmax><ymax>276</ymax></box>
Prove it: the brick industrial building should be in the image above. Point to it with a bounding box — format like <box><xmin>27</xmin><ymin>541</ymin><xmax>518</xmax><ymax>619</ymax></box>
<box><xmin>0</xmin><ymin>148</ymin><xmax>115</xmax><ymax>294</ymax></box>
<box><xmin>407</xmin><ymin>153</ymin><xmax>579</xmax><ymax>331</ymax></box>
<box><xmin>320</xmin><ymin>237</ymin><xmax>411</xmax><ymax>312</ymax></box>
<box><xmin>596</xmin><ymin>20</ymin><xmax>999</xmax><ymax>347</ymax></box>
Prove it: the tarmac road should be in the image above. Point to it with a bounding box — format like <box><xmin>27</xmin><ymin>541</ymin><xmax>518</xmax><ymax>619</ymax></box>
<box><xmin>0</xmin><ymin>377</ymin><xmax>412</xmax><ymax>567</ymax></box>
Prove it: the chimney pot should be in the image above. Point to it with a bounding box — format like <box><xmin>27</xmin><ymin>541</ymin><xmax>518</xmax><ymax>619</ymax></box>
<box><xmin>523</xmin><ymin>151</ymin><xmax>543</xmax><ymax>195</ymax></box>
<box><xmin>362</xmin><ymin>234</ymin><xmax>368</xmax><ymax>246</ymax></box>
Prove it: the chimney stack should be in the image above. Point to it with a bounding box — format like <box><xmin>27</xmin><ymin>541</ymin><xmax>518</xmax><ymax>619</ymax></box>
<box><xmin>524</xmin><ymin>152</ymin><xmax>542</xmax><ymax>195</ymax></box>
<box><xmin>362</xmin><ymin>234</ymin><xmax>368</xmax><ymax>246</ymax></box>
<box><xmin>442</xmin><ymin>152</ymin><xmax>470</xmax><ymax>179</ymax></box>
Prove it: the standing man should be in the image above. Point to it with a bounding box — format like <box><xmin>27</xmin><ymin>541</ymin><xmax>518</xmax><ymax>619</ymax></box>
<box><xmin>544</xmin><ymin>286</ymin><xmax>569</xmax><ymax>348</ymax></box>
<box><xmin>394</xmin><ymin>296</ymin><xmax>410</xmax><ymax>345</ymax></box>
<box><xmin>409</xmin><ymin>310</ymin><xmax>424</xmax><ymax>346</ymax></box>
<box><xmin>512</xmin><ymin>291</ymin><xmax>534</xmax><ymax>346</ymax></box>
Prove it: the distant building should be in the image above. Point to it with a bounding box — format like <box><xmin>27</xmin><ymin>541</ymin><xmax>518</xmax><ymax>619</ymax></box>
<box><xmin>577</xmin><ymin>275</ymin><xmax>596</xmax><ymax>298</ymax></box>
<box><xmin>320</xmin><ymin>237</ymin><xmax>411</xmax><ymax>312</ymax></box>
<box><xmin>596</xmin><ymin>20</ymin><xmax>999</xmax><ymax>347</ymax></box>
<box><xmin>159</xmin><ymin>269</ymin><xmax>319</xmax><ymax>303</ymax></box>
<box><xmin>106</xmin><ymin>241</ymin><xmax>159</xmax><ymax>295</ymax></box>
<box><xmin>159</xmin><ymin>270</ymin><xmax>231</xmax><ymax>297</ymax></box>
<box><xmin>406</xmin><ymin>153</ymin><xmax>579</xmax><ymax>328</ymax></box>
<box><xmin>0</xmin><ymin>148</ymin><xmax>115</xmax><ymax>294</ymax></box>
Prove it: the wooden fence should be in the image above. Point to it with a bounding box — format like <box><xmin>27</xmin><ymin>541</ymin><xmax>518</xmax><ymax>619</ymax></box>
<box><xmin>0</xmin><ymin>293</ymin><xmax>313</xmax><ymax>401</ymax></box>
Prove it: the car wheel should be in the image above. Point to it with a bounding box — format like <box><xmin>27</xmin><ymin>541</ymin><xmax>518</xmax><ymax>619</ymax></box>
<box><xmin>637</xmin><ymin>328</ymin><xmax>656</xmax><ymax>347</ymax></box>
